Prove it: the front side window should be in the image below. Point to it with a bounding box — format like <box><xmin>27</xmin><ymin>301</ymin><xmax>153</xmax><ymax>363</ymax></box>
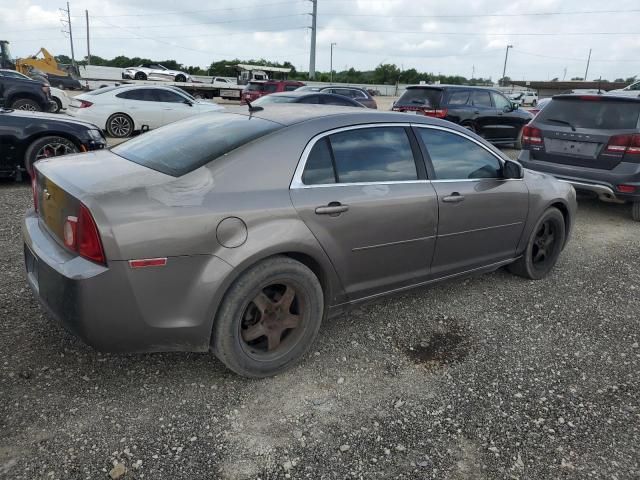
<box><xmin>418</xmin><ymin>128</ymin><xmax>502</xmax><ymax>180</ymax></box>
<box><xmin>116</xmin><ymin>89</ymin><xmax>157</xmax><ymax>101</ymax></box>
<box><xmin>491</xmin><ymin>92</ymin><xmax>512</xmax><ymax>110</ymax></box>
<box><xmin>284</xmin><ymin>84</ymin><xmax>299</xmax><ymax>92</ymax></box>
<box><xmin>155</xmin><ymin>89</ymin><xmax>187</xmax><ymax>103</ymax></box>
<box><xmin>471</xmin><ymin>91</ymin><xmax>492</xmax><ymax>108</ymax></box>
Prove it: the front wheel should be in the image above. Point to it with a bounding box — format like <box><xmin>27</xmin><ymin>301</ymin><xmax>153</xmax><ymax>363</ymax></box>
<box><xmin>212</xmin><ymin>256</ymin><xmax>324</xmax><ymax>378</ymax></box>
<box><xmin>134</xmin><ymin>72</ymin><xmax>147</xmax><ymax>80</ymax></box>
<box><xmin>24</xmin><ymin>136</ymin><xmax>79</xmax><ymax>176</ymax></box>
<box><xmin>11</xmin><ymin>98</ymin><xmax>42</xmax><ymax>111</ymax></box>
<box><xmin>175</xmin><ymin>74</ymin><xmax>186</xmax><ymax>82</ymax></box>
<box><xmin>531</xmin><ymin>99</ymin><xmax>537</xmax><ymax>107</ymax></box>
<box><xmin>106</xmin><ymin>113</ymin><xmax>134</xmax><ymax>138</ymax></box>
<box><xmin>50</xmin><ymin>98</ymin><xmax>62</xmax><ymax>113</ymax></box>
<box><xmin>508</xmin><ymin>207</ymin><xmax>566</xmax><ymax>280</ymax></box>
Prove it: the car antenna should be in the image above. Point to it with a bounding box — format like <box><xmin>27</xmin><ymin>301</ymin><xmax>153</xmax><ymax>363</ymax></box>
<box><xmin>246</xmin><ymin>99</ymin><xmax>263</xmax><ymax>113</ymax></box>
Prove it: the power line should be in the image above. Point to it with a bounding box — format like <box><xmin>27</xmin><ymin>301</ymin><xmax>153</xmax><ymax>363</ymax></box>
<box><xmin>319</xmin><ymin>8</ymin><xmax>640</xmax><ymax>18</ymax></box>
<box><xmin>70</xmin><ymin>0</ymin><xmax>305</xmax><ymax>18</ymax></box>
<box><xmin>321</xmin><ymin>27</ymin><xmax>640</xmax><ymax>36</ymax></box>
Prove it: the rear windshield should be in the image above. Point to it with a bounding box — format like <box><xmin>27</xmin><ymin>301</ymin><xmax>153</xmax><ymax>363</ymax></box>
<box><xmin>253</xmin><ymin>95</ymin><xmax>295</xmax><ymax>105</ymax></box>
<box><xmin>537</xmin><ymin>98</ymin><xmax>640</xmax><ymax>130</ymax></box>
<box><xmin>396</xmin><ymin>88</ymin><xmax>442</xmax><ymax>108</ymax></box>
<box><xmin>112</xmin><ymin>113</ymin><xmax>283</xmax><ymax>177</ymax></box>
<box><xmin>87</xmin><ymin>86</ymin><xmax>121</xmax><ymax>95</ymax></box>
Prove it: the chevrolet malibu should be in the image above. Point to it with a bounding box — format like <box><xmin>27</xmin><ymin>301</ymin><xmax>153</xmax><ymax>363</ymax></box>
<box><xmin>23</xmin><ymin>106</ymin><xmax>576</xmax><ymax>377</ymax></box>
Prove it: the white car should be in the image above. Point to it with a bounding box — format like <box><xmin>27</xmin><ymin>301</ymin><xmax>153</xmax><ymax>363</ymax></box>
<box><xmin>122</xmin><ymin>64</ymin><xmax>192</xmax><ymax>82</ymax></box>
<box><xmin>67</xmin><ymin>85</ymin><xmax>224</xmax><ymax>138</ymax></box>
<box><xmin>606</xmin><ymin>80</ymin><xmax>640</xmax><ymax>97</ymax></box>
<box><xmin>509</xmin><ymin>91</ymin><xmax>538</xmax><ymax>106</ymax></box>
<box><xmin>49</xmin><ymin>86</ymin><xmax>70</xmax><ymax>113</ymax></box>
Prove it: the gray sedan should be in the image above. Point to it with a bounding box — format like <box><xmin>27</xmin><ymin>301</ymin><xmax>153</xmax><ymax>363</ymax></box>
<box><xmin>23</xmin><ymin>106</ymin><xmax>576</xmax><ymax>377</ymax></box>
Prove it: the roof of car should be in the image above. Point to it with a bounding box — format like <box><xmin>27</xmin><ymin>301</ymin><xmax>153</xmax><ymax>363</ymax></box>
<box><xmin>406</xmin><ymin>84</ymin><xmax>496</xmax><ymax>90</ymax></box>
<box><xmin>233</xmin><ymin>104</ymin><xmax>447</xmax><ymax>127</ymax></box>
<box><xmin>552</xmin><ymin>93</ymin><xmax>640</xmax><ymax>103</ymax></box>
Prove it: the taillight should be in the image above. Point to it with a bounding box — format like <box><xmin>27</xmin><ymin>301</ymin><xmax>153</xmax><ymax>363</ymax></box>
<box><xmin>31</xmin><ymin>176</ymin><xmax>38</xmax><ymax>213</ymax></box>
<box><xmin>617</xmin><ymin>185</ymin><xmax>637</xmax><ymax>193</ymax></box>
<box><xmin>522</xmin><ymin>125</ymin><xmax>543</xmax><ymax>146</ymax></box>
<box><xmin>424</xmin><ymin>108</ymin><xmax>448</xmax><ymax>119</ymax></box>
<box><xmin>605</xmin><ymin>134</ymin><xmax>640</xmax><ymax>155</ymax></box>
<box><xmin>77</xmin><ymin>100</ymin><xmax>93</xmax><ymax>108</ymax></box>
<box><xmin>63</xmin><ymin>204</ymin><xmax>105</xmax><ymax>264</ymax></box>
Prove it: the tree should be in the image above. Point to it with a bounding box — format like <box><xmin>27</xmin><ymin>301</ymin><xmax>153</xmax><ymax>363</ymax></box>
<box><xmin>373</xmin><ymin>63</ymin><xmax>401</xmax><ymax>84</ymax></box>
<box><xmin>498</xmin><ymin>76</ymin><xmax>511</xmax><ymax>86</ymax></box>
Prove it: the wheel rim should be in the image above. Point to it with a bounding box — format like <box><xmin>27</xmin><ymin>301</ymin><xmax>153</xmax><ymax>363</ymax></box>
<box><xmin>17</xmin><ymin>103</ymin><xmax>37</xmax><ymax>111</ymax></box>
<box><xmin>109</xmin><ymin>116</ymin><xmax>132</xmax><ymax>137</ymax></box>
<box><xmin>531</xmin><ymin>220</ymin><xmax>557</xmax><ymax>268</ymax></box>
<box><xmin>240</xmin><ymin>282</ymin><xmax>305</xmax><ymax>356</ymax></box>
<box><xmin>35</xmin><ymin>141</ymin><xmax>77</xmax><ymax>160</ymax></box>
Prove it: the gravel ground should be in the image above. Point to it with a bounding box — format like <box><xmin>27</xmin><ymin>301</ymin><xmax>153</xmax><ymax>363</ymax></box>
<box><xmin>1</xmin><ymin>172</ymin><xmax>639</xmax><ymax>479</ymax></box>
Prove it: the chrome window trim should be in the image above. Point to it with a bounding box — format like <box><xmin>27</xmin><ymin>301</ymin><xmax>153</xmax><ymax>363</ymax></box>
<box><xmin>290</xmin><ymin>123</ymin><xmax>420</xmax><ymax>189</ymax></box>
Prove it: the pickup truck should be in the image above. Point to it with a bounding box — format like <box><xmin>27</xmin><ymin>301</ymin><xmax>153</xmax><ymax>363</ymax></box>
<box><xmin>0</xmin><ymin>73</ymin><xmax>51</xmax><ymax>111</ymax></box>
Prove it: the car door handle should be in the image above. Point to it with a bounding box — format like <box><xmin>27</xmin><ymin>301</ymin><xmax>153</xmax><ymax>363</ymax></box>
<box><xmin>315</xmin><ymin>202</ymin><xmax>349</xmax><ymax>215</ymax></box>
<box><xmin>442</xmin><ymin>193</ymin><xmax>465</xmax><ymax>203</ymax></box>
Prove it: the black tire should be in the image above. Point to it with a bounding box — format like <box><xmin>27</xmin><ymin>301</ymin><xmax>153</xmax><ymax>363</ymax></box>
<box><xmin>212</xmin><ymin>256</ymin><xmax>324</xmax><ymax>378</ymax></box>
<box><xmin>531</xmin><ymin>99</ymin><xmax>537</xmax><ymax>107</ymax></box>
<box><xmin>508</xmin><ymin>207</ymin><xmax>565</xmax><ymax>280</ymax></box>
<box><xmin>134</xmin><ymin>72</ymin><xmax>147</xmax><ymax>80</ymax></box>
<box><xmin>462</xmin><ymin>123</ymin><xmax>477</xmax><ymax>134</ymax></box>
<box><xmin>514</xmin><ymin>127</ymin><xmax>524</xmax><ymax>150</ymax></box>
<box><xmin>24</xmin><ymin>136</ymin><xmax>79</xmax><ymax>176</ymax></box>
<box><xmin>10</xmin><ymin>98</ymin><xmax>42</xmax><ymax>112</ymax></box>
<box><xmin>175</xmin><ymin>74</ymin><xmax>186</xmax><ymax>82</ymax></box>
<box><xmin>50</xmin><ymin>98</ymin><xmax>62</xmax><ymax>113</ymax></box>
<box><xmin>106</xmin><ymin>113</ymin><xmax>134</xmax><ymax>138</ymax></box>
<box><xmin>632</xmin><ymin>202</ymin><xmax>640</xmax><ymax>222</ymax></box>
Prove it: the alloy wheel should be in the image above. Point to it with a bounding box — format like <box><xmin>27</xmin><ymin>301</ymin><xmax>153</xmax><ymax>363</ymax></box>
<box><xmin>17</xmin><ymin>103</ymin><xmax>37</xmax><ymax>111</ymax></box>
<box><xmin>240</xmin><ymin>282</ymin><xmax>304</xmax><ymax>354</ymax></box>
<box><xmin>109</xmin><ymin>115</ymin><xmax>132</xmax><ymax>137</ymax></box>
<box><xmin>532</xmin><ymin>220</ymin><xmax>556</xmax><ymax>267</ymax></box>
<box><xmin>35</xmin><ymin>141</ymin><xmax>77</xmax><ymax>160</ymax></box>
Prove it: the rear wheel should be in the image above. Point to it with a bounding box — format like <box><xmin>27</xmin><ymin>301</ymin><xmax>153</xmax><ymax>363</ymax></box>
<box><xmin>134</xmin><ymin>72</ymin><xmax>147</xmax><ymax>80</ymax></box>
<box><xmin>24</xmin><ymin>136</ymin><xmax>79</xmax><ymax>176</ymax></box>
<box><xmin>508</xmin><ymin>207</ymin><xmax>565</xmax><ymax>280</ymax></box>
<box><xmin>462</xmin><ymin>123</ymin><xmax>477</xmax><ymax>134</ymax></box>
<box><xmin>175</xmin><ymin>74</ymin><xmax>186</xmax><ymax>82</ymax></box>
<box><xmin>106</xmin><ymin>113</ymin><xmax>134</xmax><ymax>138</ymax></box>
<box><xmin>531</xmin><ymin>99</ymin><xmax>537</xmax><ymax>107</ymax></box>
<box><xmin>212</xmin><ymin>256</ymin><xmax>324</xmax><ymax>378</ymax></box>
<box><xmin>11</xmin><ymin>98</ymin><xmax>41</xmax><ymax>112</ymax></box>
<box><xmin>632</xmin><ymin>202</ymin><xmax>640</xmax><ymax>222</ymax></box>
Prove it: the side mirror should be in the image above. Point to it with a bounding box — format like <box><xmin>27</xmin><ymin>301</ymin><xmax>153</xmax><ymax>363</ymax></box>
<box><xmin>511</xmin><ymin>102</ymin><xmax>518</xmax><ymax>110</ymax></box>
<box><xmin>503</xmin><ymin>159</ymin><xmax>524</xmax><ymax>179</ymax></box>
<box><xmin>184</xmin><ymin>99</ymin><xmax>193</xmax><ymax>106</ymax></box>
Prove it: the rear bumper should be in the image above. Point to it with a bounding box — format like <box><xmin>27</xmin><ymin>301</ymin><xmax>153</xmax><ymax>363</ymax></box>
<box><xmin>23</xmin><ymin>209</ymin><xmax>233</xmax><ymax>353</ymax></box>
<box><xmin>518</xmin><ymin>150</ymin><xmax>640</xmax><ymax>202</ymax></box>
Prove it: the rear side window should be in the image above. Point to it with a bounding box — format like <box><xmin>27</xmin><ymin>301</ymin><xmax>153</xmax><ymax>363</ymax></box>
<box><xmin>301</xmin><ymin>127</ymin><xmax>417</xmax><ymax>184</ymax></box>
<box><xmin>302</xmin><ymin>138</ymin><xmax>336</xmax><ymax>185</ymax></box>
<box><xmin>447</xmin><ymin>91</ymin><xmax>470</xmax><ymax>105</ymax></box>
<box><xmin>397</xmin><ymin>88</ymin><xmax>442</xmax><ymax>108</ymax></box>
<box><xmin>112</xmin><ymin>114</ymin><xmax>282</xmax><ymax>177</ymax></box>
<box><xmin>418</xmin><ymin>128</ymin><xmax>502</xmax><ymax>180</ymax></box>
<box><xmin>116</xmin><ymin>89</ymin><xmax>157</xmax><ymax>101</ymax></box>
<box><xmin>283</xmin><ymin>84</ymin><xmax>299</xmax><ymax>92</ymax></box>
<box><xmin>536</xmin><ymin>99</ymin><xmax>640</xmax><ymax>130</ymax></box>
<box><xmin>471</xmin><ymin>91</ymin><xmax>492</xmax><ymax>107</ymax></box>
<box><xmin>320</xmin><ymin>95</ymin><xmax>357</xmax><ymax>106</ymax></box>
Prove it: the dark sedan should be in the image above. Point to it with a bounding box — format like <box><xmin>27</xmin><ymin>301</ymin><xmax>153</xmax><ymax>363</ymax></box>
<box><xmin>23</xmin><ymin>106</ymin><xmax>575</xmax><ymax>378</ymax></box>
<box><xmin>393</xmin><ymin>85</ymin><xmax>533</xmax><ymax>147</ymax></box>
<box><xmin>251</xmin><ymin>91</ymin><xmax>365</xmax><ymax>108</ymax></box>
<box><xmin>0</xmin><ymin>108</ymin><xmax>106</xmax><ymax>180</ymax></box>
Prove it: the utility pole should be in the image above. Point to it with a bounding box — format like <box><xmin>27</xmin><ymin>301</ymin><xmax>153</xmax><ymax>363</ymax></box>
<box><xmin>501</xmin><ymin>44</ymin><xmax>513</xmax><ymax>86</ymax></box>
<box><xmin>584</xmin><ymin>48</ymin><xmax>592</xmax><ymax>81</ymax></box>
<box><xmin>308</xmin><ymin>0</ymin><xmax>317</xmax><ymax>80</ymax></box>
<box><xmin>85</xmin><ymin>10</ymin><xmax>90</xmax><ymax>65</ymax></box>
<box><xmin>330</xmin><ymin>42</ymin><xmax>336</xmax><ymax>83</ymax></box>
<box><xmin>60</xmin><ymin>2</ymin><xmax>76</xmax><ymax>67</ymax></box>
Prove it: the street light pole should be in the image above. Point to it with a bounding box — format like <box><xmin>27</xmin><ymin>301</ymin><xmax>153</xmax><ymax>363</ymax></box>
<box><xmin>330</xmin><ymin>42</ymin><xmax>336</xmax><ymax>83</ymax></box>
<box><xmin>501</xmin><ymin>44</ymin><xmax>513</xmax><ymax>86</ymax></box>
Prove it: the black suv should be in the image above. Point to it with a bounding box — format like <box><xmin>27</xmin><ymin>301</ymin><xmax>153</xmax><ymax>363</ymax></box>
<box><xmin>0</xmin><ymin>73</ymin><xmax>51</xmax><ymax>111</ymax></box>
<box><xmin>393</xmin><ymin>85</ymin><xmax>532</xmax><ymax>146</ymax></box>
<box><xmin>518</xmin><ymin>94</ymin><xmax>640</xmax><ymax>221</ymax></box>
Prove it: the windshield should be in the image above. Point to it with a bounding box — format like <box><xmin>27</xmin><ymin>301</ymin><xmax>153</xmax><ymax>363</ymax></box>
<box><xmin>246</xmin><ymin>83</ymin><xmax>266</xmax><ymax>92</ymax></box>
<box><xmin>253</xmin><ymin>95</ymin><xmax>296</xmax><ymax>106</ymax></box>
<box><xmin>537</xmin><ymin>98</ymin><xmax>640</xmax><ymax>130</ymax></box>
<box><xmin>396</xmin><ymin>88</ymin><xmax>443</xmax><ymax>108</ymax></box>
<box><xmin>112</xmin><ymin>113</ymin><xmax>283</xmax><ymax>177</ymax></box>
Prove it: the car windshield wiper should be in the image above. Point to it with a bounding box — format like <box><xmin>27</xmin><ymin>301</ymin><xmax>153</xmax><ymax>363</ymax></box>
<box><xmin>545</xmin><ymin>118</ymin><xmax>576</xmax><ymax>131</ymax></box>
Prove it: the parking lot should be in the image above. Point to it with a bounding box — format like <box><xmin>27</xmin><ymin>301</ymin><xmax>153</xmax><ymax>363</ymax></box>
<box><xmin>1</xmin><ymin>162</ymin><xmax>638</xmax><ymax>479</ymax></box>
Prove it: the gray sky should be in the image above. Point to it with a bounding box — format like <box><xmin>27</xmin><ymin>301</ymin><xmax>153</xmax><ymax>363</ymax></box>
<box><xmin>1</xmin><ymin>0</ymin><xmax>639</xmax><ymax>80</ymax></box>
